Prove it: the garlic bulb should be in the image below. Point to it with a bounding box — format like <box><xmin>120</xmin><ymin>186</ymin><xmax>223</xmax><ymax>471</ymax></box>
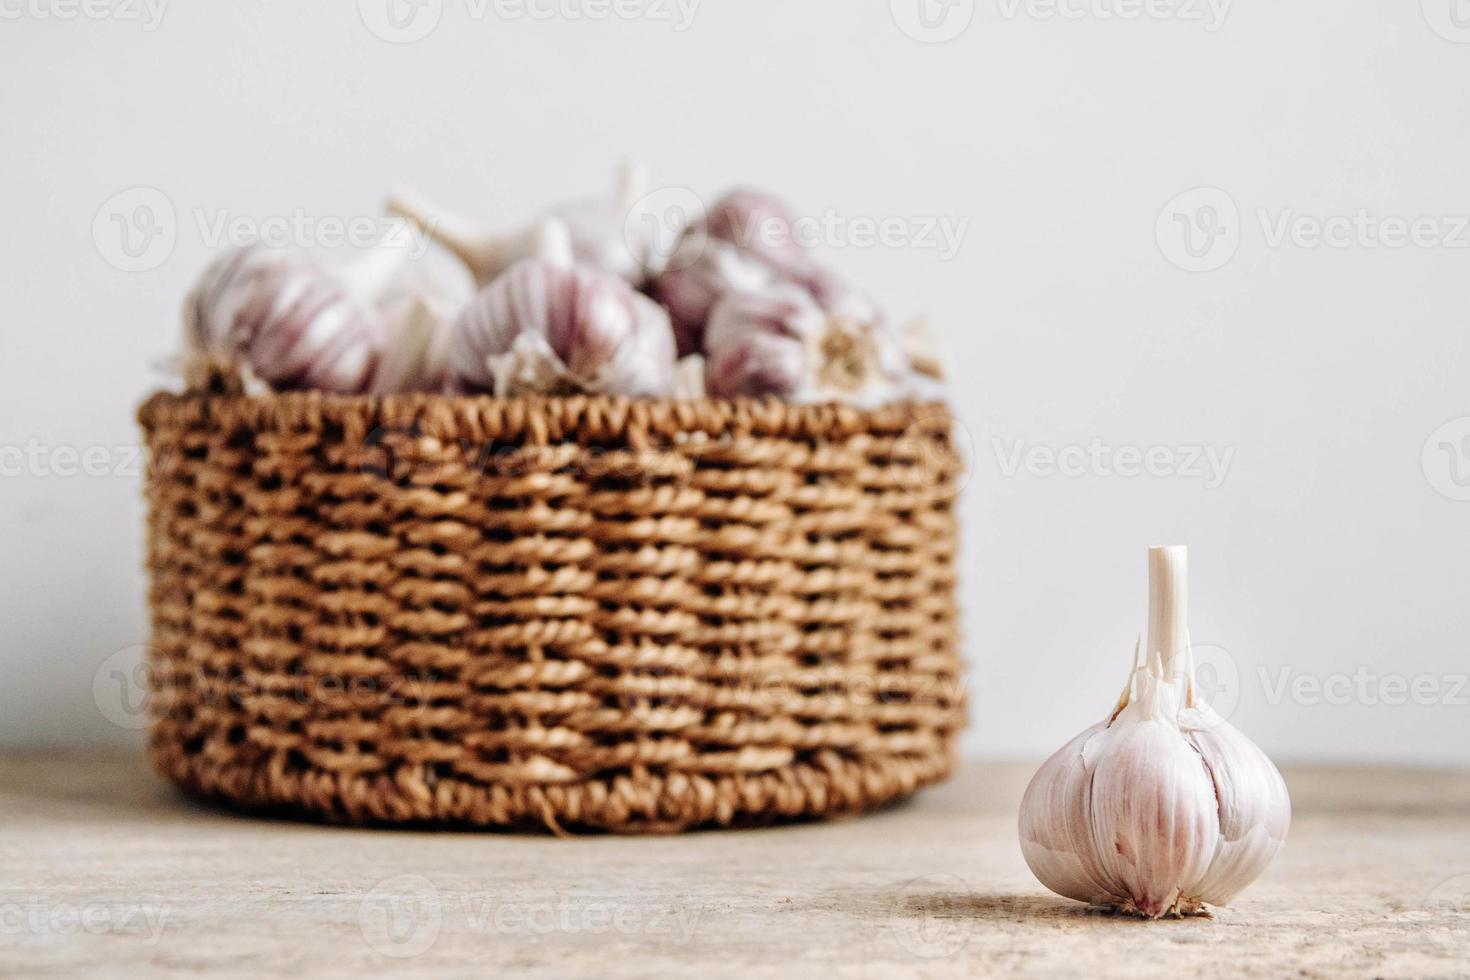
<box><xmin>703</xmin><ymin>283</ymin><xmax>905</xmax><ymax>406</ymax></box>
<box><xmin>1018</xmin><ymin>547</ymin><xmax>1291</xmax><ymax>918</ymax></box>
<box><xmin>387</xmin><ymin>162</ymin><xmax>656</xmax><ymax>287</ymax></box>
<box><xmin>184</xmin><ymin>243</ymin><xmax>407</xmax><ymax>394</ymax></box>
<box><xmin>654</xmin><ymin>241</ymin><xmax>778</xmax><ymax>357</ymax></box>
<box><xmin>448</xmin><ymin>257</ymin><xmax>676</xmax><ymax>397</ymax></box>
<box><xmin>701</xmin><ymin>187</ymin><xmax>814</xmax><ymax>280</ymax></box>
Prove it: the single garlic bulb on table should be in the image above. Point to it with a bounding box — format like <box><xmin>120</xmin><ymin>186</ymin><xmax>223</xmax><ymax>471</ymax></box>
<box><xmin>387</xmin><ymin>161</ymin><xmax>658</xmax><ymax>287</ymax></box>
<box><xmin>448</xmin><ymin>253</ymin><xmax>677</xmax><ymax>397</ymax></box>
<box><xmin>1018</xmin><ymin>546</ymin><xmax>1291</xmax><ymax>918</ymax></box>
<box><xmin>703</xmin><ymin>283</ymin><xmax>907</xmax><ymax>407</ymax></box>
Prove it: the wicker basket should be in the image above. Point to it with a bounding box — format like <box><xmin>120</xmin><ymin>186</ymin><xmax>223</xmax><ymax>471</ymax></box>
<box><xmin>137</xmin><ymin>386</ymin><xmax>965</xmax><ymax>832</ymax></box>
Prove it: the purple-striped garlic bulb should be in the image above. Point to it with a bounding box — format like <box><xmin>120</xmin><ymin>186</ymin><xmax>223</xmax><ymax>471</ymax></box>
<box><xmin>448</xmin><ymin>256</ymin><xmax>676</xmax><ymax>397</ymax></box>
<box><xmin>654</xmin><ymin>241</ymin><xmax>779</xmax><ymax>357</ymax></box>
<box><xmin>388</xmin><ymin>162</ymin><xmax>657</xmax><ymax>288</ymax></box>
<box><xmin>704</xmin><ymin>283</ymin><xmax>906</xmax><ymax>407</ymax></box>
<box><xmin>183</xmin><ymin>243</ymin><xmax>410</xmax><ymax>394</ymax></box>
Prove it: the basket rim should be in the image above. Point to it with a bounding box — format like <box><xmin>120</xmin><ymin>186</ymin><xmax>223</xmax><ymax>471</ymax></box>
<box><xmin>138</xmin><ymin>389</ymin><xmax>954</xmax><ymax>442</ymax></box>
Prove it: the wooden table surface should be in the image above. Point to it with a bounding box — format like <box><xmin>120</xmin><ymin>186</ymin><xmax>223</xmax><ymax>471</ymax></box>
<box><xmin>3</xmin><ymin>751</ymin><xmax>1467</xmax><ymax>978</ymax></box>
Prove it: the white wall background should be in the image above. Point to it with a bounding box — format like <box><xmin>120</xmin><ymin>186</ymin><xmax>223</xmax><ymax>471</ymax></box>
<box><xmin>1</xmin><ymin>0</ymin><xmax>1467</xmax><ymax>766</ymax></box>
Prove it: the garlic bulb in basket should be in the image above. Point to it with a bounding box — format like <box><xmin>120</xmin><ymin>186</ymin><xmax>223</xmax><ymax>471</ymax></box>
<box><xmin>1018</xmin><ymin>546</ymin><xmax>1291</xmax><ymax>919</ymax></box>
<box><xmin>388</xmin><ymin>161</ymin><xmax>656</xmax><ymax>287</ymax></box>
<box><xmin>184</xmin><ymin>243</ymin><xmax>409</xmax><ymax>394</ymax></box>
<box><xmin>655</xmin><ymin>242</ymin><xmax>779</xmax><ymax>357</ymax></box>
<box><xmin>448</xmin><ymin>256</ymin><xmax>676</xmax><ymax>397</ymax></box>
<box><xmin>703</xmin><ymin>283</ymin><xmax>904</xmax><ymax>406</ymax></box>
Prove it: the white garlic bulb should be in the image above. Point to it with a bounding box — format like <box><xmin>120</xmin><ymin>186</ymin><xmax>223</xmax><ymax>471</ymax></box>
<box><xmin>703</xmin><ymin>283</ymin><xmax>906</xmax><ymax>407</ymax></box>
<box><xmin>448</xmin><ymin>256</ymin><xmax>676</xmax><ymax>397</ymax></box>
<box><xmin>184</xmin><ymin>243</ymin><xmax>409</xmax><ymax>394</ymax></box>
<box><xmin>1018</xmin><ymin>547</ymin><xmax>1291</xmax><ymax>918</ymax></box>
<box><xmin>387</xmin><ymin>162</ymin><xmax>656</xmax><ymax>287</ymax></box>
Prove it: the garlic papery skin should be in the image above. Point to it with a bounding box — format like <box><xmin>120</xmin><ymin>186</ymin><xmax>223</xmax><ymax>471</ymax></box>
<box><xmin>704</xmin><ymin>284</ymin><xmax>904</xmax><ymax>406</ymax></box>
<box><xmin>388</xmin><ymin>162</ymin><xmax>653</xmax><ymax>287</ymax></box>
<box><xmin>447</xmin><ymin>257</ymin><xmax>676</xmax><ymax>397</ymax></box>
<box><xmin>1017</xmin><ymin>546</ymin><xmax>1291</xmax><ymax>918</ymax></box>
<box><xmin>184</xmin><ymin>243</ymin><xmax>406</xmax><ymax>394</ymax></box>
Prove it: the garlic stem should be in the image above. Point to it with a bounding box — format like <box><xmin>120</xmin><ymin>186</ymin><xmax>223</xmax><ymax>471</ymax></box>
<box><xmin>386</xmin><ymin>187</ymin><xmax>571</xmax><ymax>285</ymax></box>
<box><xmin>1146</xmin><ymin>545</ymin><xmax>1191</xmax><ymax>683</ymax></box>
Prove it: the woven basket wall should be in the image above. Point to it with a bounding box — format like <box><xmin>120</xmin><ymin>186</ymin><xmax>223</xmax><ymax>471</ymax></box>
<box><xmin>137</xmin><ymin>389</ymin><xmax>965</xmax><ymax>832</ymax></box>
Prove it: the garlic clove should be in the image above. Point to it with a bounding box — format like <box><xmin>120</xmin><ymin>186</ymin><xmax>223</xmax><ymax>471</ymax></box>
<box><xmin>1083</xmin><ymin>661</ymin><xmax>1221</xmax><ymax>918</ymax></box>
<box><xmin>1018</xmin><ymin>721</ymin><xmax>1122</xmax><ymax>907</ymax></box>
<box><xmin>1180</xmin><ymin>701</ymin><xmax>1292</xmax><ymax>906</ymax></box>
